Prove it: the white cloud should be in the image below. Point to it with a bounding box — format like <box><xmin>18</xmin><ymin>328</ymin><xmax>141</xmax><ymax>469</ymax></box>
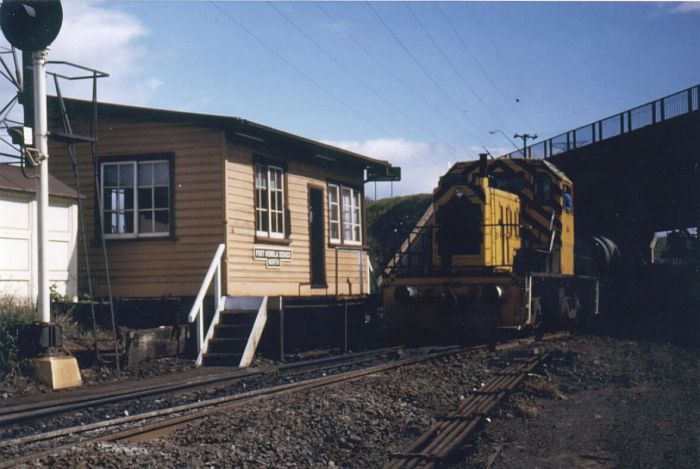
<box><xmin>0</xmin><ymin>0</ymin><xmax>160</xmax><ymax>109</ymax></box>
<box><xmin>323</xmin><ymin>137</ymin><xmax>488</xmax><ymax>198</ymax></box>
<box><xmin>670</xmin><ymin>2</ymin><xmax>700</xmax><ymax>14</ymax></box>
<box><xmin>47</xmin><ymin>0</ymin><xmax>159</xmax><ymax>105</ymax></box>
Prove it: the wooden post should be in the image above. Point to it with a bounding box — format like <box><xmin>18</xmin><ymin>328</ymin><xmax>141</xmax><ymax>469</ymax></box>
<box><xmin>279</xmin><ymin>296</ymin><xmax>285</xmax><ymax>362</ymax></box>
<box><xmin>343</xmin><ymin>300</ymin><xmax>348</xmax><ymax>354</ymax></box>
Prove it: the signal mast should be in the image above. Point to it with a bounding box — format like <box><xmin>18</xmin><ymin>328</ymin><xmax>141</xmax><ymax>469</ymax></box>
<box><xmin>1</xmin><ymin>0</ymin><xmax>81</xmax><ymax>389</ymax></box>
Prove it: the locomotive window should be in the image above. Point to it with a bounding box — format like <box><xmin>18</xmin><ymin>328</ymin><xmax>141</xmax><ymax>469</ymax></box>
<box><xmin>490</xmin><ymin>172</ymin><xmax>526</xmax><ymax>194</ymax></box>
<box><xmin>534</xmin><ymin>174</ymin><xmax>552</xmax><ymax>203</ymax></box>
<box><xmin>437</xmin><ymin>197</ymin><xmax>482</xmax><ymax>256</ymax></box>
<box><xmin>563</xmin><ymin>187</ymin><xmax>573</xmax><ymax>213</ymax></box>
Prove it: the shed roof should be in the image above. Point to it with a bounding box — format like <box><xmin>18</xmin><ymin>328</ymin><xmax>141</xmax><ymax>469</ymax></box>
<box><xmin>50</xmin><ymin>97</ymin><xmax>395</xmax><ymax>173</ymax></box>
<box><xmin>0</xmin><ymin>164</ymin><xmax>80</xmax><ymax>199</ymax></box>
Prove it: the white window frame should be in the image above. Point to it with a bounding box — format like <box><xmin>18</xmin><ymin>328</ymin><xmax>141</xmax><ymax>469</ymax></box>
<box><xmin>328</xmin><ymin>184</ymin><xmax>341</xmax><ymax>244</ymax></box>
<box><xmin>328</xmin><ymin>183</ymin><xmax>362</xmax><ymax>245</ymax></box>
<box><xmin>255</xmin><ymin>164</ymin><xmax>285</xmax><ymax>239</ymax></box>
<box><xmin>100</xmin><ymin>159</ymin><xmax>171</xmax><ymax>239</ymax></box>
<box><xmin>137</xmin><ymin>160</ymin><xmax>171</xmax><ymax>238</ymax></box>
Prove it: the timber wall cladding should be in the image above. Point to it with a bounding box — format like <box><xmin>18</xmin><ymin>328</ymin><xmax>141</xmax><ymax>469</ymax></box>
<box><xmin>49</xmin><ymin>117</ymin><xmax>227</xmax><ymax>297</ymax></box>
<box><xmin>225</xmin><ymin>142</ymin><xmax>367</xmax><ymax>296</ymax></box>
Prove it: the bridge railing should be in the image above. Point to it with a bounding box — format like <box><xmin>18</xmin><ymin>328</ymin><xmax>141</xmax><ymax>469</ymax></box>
<box><xmin>501</xmin><ymin>84</ymin><xmax>699</xmax><ymax>159</ymax></box>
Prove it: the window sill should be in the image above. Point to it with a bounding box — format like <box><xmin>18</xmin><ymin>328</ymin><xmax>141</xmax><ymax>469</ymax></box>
<box><xmin>254</xmin><ymin>236</ymin><xmax>291</xmax><ymax>246</ymax></box>
<box><xmin>328</xmin><ymin>242</ymin><xmax>368</xmax><ymax>250</ymax></box>
<box><xmin>95</xmin><ymin>234</ymin><xmax>177</xmax><ymax>245</ymax></box>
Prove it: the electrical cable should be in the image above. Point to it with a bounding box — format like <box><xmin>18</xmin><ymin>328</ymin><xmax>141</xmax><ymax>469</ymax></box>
<box><xmin>405</xmin><ymin>3</ymin><xmax>513</xmax><ymax>139</ymax></box>
<box><xmin>364</xmin><ymin>2</ymin><xmax>487</xmax><ymax>147</ymax></box>
<box><xmin>210</xmin><ymin>1</ymin><xmax>395</xmax><ymax>139</ymax></box>
<box><xmin>267</xmin><ymin>1</ymin><xmax>448</xmax><ymax>164</ymax></box>
<box><xmin>434</xmin><ymin>2</ymin><xmax>532</xmax><ymax>129</ymax></box>
<box><xmin>316</xmin><ymin>3</ymin><xmax>476</xmax><ymax>155</ymax></box>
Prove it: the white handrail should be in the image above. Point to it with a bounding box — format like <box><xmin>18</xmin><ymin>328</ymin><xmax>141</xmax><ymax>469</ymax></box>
<box><xmin>188</xmin><ymin>243</ymin><xmax>226</xmax><ymax>366</ymax></box>
<box><xmin>238</xmin><ymin>296</ymin><xmax>268</xmax><ymax>368</ymax></box>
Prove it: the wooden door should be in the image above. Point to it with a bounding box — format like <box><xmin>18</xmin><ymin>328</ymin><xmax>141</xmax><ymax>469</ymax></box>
<box><xmin>309</xmin><ymin>187</ymin><xmax>326</xmax><ymax>287</ymax></box>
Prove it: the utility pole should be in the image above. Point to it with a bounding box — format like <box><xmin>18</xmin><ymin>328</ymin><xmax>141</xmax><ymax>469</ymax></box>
<box><xmin>514</xmin><ymin>133</ymin><xmax>537</xmax><ymax>158</ymax></box>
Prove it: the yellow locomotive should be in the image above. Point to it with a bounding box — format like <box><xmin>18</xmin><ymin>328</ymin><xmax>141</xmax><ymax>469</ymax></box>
<box><xmin>381</xmin><ymin>155</ymin><xmax>599</xmax><ymax>343</ymax></box>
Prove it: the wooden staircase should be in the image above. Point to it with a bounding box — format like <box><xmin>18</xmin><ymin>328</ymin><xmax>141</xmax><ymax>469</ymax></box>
<box><xmin>201</xmin><ymin>296</ymin><xmax>268</xmax><ymax>367</ymax></box>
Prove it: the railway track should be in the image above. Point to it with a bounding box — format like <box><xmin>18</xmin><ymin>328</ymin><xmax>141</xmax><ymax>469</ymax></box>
<box><xmin>0</xmin><ymin>332</ymin><xmax>567</xmax><ymax>468</ymax></box>
<box><xmin>386</xmin><ymin>353</ymin><xmax>549</xmax><ymax>468</ymax></box>
<box><xmin>0</xmin><ymin>345</ymin><xmax>405</xmax><ymax>426</ymax></box>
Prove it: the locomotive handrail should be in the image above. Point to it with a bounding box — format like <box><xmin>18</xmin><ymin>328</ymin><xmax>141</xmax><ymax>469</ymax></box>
<box><xmin>382</xmin><ymin>203</ymin><xmax>435</xmax><ymax>279</ymax></box>
<box><xmin>187</xmin><ymin>243</ymin><xmax>226</xmax><ymax>366</ymax></box>
<box><xmin>499</xmin><ymin>84</ymin><xmax>699</xmax><ymax>159</ymax></box>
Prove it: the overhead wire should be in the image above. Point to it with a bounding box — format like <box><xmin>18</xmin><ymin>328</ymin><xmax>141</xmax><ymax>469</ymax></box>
<box><xmin>434</xmin><ymin>2</ymin><xmax>533</xmax><ymax>130</ymax></box>
<box><xmin>467</xmin><ymin>5</ymin><xmax>549</xmax><ymax>121</ymax></box>
<box><xmin>364</xmin><ymin>1</ymin><xmax>488</xmax><ymax>147</ymax></box>
<box><xmin>209</xmin><ymin>1</ymin><xmax>395</xmax><ymax>139</ymax></box>
<box><xmin>267</xmin><ymin>1</ymin><xmax>450</xmax><ymax>163</ymax></box>
<box><xmin>316</xmin><ymin>2</ymin><xmax>474</xmax><ymax>156</ymax></box>
<box><xmin>404</xmin><ymin>3</ymin><xmax>514</xmax><ymax>140</ymax></box>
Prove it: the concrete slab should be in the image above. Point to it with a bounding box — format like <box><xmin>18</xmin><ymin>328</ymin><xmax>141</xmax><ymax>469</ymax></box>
<box><xmin>31</xmin><ymin>356</ymin><xmax>82</xmax><ymax>390</ymax></box>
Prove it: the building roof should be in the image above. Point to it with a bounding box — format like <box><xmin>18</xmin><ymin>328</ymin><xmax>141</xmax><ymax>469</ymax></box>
<box><xmin>50</xmin><ymin>97</ymin><xmax>396</xmax><ymax>173</ymax></box>
<box><xmin>0</xmin><ymin>164</ymin><xmax>80</xmax><ymax>199</ymax></box>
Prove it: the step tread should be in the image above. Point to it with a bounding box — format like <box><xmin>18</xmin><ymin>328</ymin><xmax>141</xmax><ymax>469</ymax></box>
<box><xmin>203</xmin><ymin>352</ymin><xmax>243</xmax><ymax>358</ymax></box>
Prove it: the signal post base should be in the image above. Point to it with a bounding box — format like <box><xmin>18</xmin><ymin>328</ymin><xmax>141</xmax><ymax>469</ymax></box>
<box><xmin>31</xmin><ymin>355</ymin><xmax>82</xmax><ymax>390</ymax></box>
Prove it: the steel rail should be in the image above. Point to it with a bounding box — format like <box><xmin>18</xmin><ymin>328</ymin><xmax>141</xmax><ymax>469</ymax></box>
<box><xmin>0</xmin><ymin>345</ymin><xmax>475</xmax><ymax>468</ymax></box>
<box><xmin>385</xmin><ymin>353</ymin><xmax>549</xmax><ymax>469</ymax></box>
<box><xmin>0</xmin><ymin>346</ymin><xmax>404</xmax><ymax>425</ymax></box>
<box><xmin>0</xmin><ymin>333</ymin><xmax>566</xmax><ymax>468</ymax></box>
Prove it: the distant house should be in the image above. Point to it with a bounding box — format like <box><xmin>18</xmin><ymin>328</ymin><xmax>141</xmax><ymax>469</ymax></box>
<box><xmin>0</xmin><ymin>164</ymin><xmax>79</xmax><ymax>301</ymax></box>
<box><xmin>48</xmin><ymin>98</ymin><xmax>397</xmax><ymax>302</ymax></box>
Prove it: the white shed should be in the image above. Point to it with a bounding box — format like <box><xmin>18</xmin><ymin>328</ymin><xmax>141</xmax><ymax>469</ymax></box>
<box><xmin>0</xmin><ymin>165</ymin><xmax>79</xmax><ymax>301</ymax></box>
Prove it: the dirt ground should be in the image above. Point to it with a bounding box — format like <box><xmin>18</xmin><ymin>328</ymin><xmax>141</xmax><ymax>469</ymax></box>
<box><xmin>17</xmin><ymin>333</ymin><xmax>699</xmax><ymax>468</ymax></box>
<box><xmin>465</xmin><ymin>335</ymin><xmax>699</xmax><ymax>469</ymax></box>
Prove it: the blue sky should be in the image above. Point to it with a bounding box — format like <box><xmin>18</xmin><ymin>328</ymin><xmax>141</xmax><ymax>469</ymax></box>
<box><xmin>1</xmin><ymin>1</ymin><xmax>698</xmax><ymax>196</ymax></box>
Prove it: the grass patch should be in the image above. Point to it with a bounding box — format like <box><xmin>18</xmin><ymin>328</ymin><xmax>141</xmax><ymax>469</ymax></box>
<box><xmin>1</xmin><ymin>290</ymin><xmax>81</xmax><ymax>378</ymax></box>
<box><xmin>0</xmin><ymin>297</ymin><xmax>34</xmax><ymax>377</ymax></box>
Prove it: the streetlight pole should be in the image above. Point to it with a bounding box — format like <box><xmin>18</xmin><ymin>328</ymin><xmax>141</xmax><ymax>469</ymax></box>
<box><xmin>488</xmin><ymin>129</ymin><xmax>519</xmax><ymax>155</ymax></box>
<box><xmin>513</xmin><ymin>133</ymin><xmax>538</xmax><ymax>158</ymax></box>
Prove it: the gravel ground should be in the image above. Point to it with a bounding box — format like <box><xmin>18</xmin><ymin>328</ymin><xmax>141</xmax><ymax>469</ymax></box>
<box><xmin>11</xmin><ymin>334</ymin><xmax>700</xmax><ymax>468</ymax></box>
<box><xmin>0</xmin><ymin>356</ymin><xmax>196</xmax><ymax>401</ymax></box>
<box><xmin>0</xmin><ymin>349</ymin><xmax>415</xmax><ymax>444</ymax></box>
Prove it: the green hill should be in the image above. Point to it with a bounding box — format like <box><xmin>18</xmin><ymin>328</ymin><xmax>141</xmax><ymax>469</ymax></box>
<box><xmin>366</xmin><ymin>193</ymin><xmax>432</xmax><ymax>275</ymax></box>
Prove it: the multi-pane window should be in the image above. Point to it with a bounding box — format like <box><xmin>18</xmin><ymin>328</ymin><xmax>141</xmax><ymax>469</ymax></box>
<box><xmin>138</xmin><ymin>161</ymin><xmax>170</xmax><ymax>236</ymax></box>
<box><xmin>328</xmin><ymin>184</ymin><xmax>361</xmax><ymax>244</ymax></box>
<box><xmin>101</xmin><ymin>160</ymin><xmax>170</xmax><ymax>238</ymax></box>
<box><xmin>328</xmin><ymin>184</ymin><xmax>341</xmax><ymax>243</ymax></box>
<box><xmin>255</xmin><ymin>164</ymin><xmax>285</xmax><ymax>238</ymax></box>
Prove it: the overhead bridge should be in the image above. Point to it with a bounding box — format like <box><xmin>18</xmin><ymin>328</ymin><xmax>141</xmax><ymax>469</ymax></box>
<box><xmin>500</xmin><ymin>85</ymin><xmax>700</xmax><ymax>244</ymax></box>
